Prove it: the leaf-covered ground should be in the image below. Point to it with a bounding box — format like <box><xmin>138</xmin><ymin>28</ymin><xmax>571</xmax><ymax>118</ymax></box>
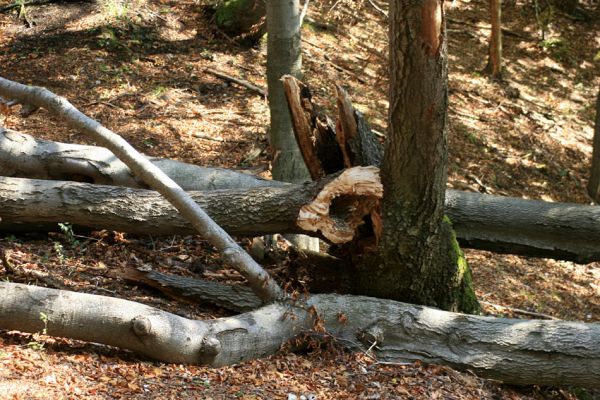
<box><xmin>0</xmin><ymin>0</ymin><xmax>599</xmax><ymax>398</ymax></box>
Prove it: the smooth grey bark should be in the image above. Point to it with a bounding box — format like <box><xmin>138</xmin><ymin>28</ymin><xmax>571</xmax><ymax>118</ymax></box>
<box><xmin>2</xmin><ymin>175</ymin><xmax>600</xmax><ymax>262</ymax></box>
<box><xmin>0</xmin><ymin>77</ymin><xmax>283</xmax><ymax>302</ymax></box>
<box><xmin>266</xmin><ymin>0</ymin><xmax>309</xmax><ymax>183</ymax></box>
<box><xmin>0</xmin><ymin>128</ymin><xmax>287</xmax><ymax>191</ymax></box>
<box><xmin>446</xmin><ymin>190</ymin><xmax>600</xmax><ymax>264</ymax></box>
<box><xmin>266</xmin><ymin>0</ymin><xmax>318</xmax><ymax>251</ymax></box>
<box><xmin>588</xmin><ymin>88</ymin><xmax>600</xmax><ymax>203</ymax></box>
<box><xmin>1</xmin><ymin>281</ymin><xmax>599</xmax><ymax>388</ymax></box>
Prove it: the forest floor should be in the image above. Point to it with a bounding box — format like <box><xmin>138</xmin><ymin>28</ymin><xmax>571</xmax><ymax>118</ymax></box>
<box><xmin>1</xmin><ymin>0</ymin><xmax>600</xmax><ymax>398</ymax></box>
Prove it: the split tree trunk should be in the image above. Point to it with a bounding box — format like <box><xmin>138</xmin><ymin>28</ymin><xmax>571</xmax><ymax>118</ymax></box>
<box><xmin>2</xmin><ymin>174</ymin><xmax>600</xmax><ymax>262</ymax></box>
<box><xmin>1</xmin><ymin>281</ymin><xmax>599</xmax><ymax>388</ymax></box>
<box><xmin>0</xmin><ymin>169</ymin><xmax>382</xmax><ymax>245</ymax></box>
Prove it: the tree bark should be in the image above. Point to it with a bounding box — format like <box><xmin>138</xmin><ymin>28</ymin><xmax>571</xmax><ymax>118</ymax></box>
<box><xmin>354</xmin><ymin>0</ymin><xmax>478</xmax><ymax>312</ymax></box>
<box><xmin>0</xmin><ymin>128</ymin><xmax>287</xmax><ymax>191</ymax></box>
<box><xmin>0</xmin><ymin>168</ymin><xmax>382</xmax><ymax>244</ymax></box>
<box><xmin>588</xmin><ymin>88</ymin><xmax>600</xmax><ymax>203</ymax></box>
<box><xmin>1</xmin><ymin>281</ymin><xmax>599</xmax><ymax>388</ymax></box>
<box><xmin>0</xmin><ymin>77</ymin><xmax>283</xmax><ymax>302</ymax></box>
<box><xmin>484</xmin><ymin>0</ymin><xmax>502</xmax><ymax>78</ymax></box>
<box><xmin>2</xmin><ymin>175</ymin><xmax>600</xmax><ymax>262</ymax></box>
<box><xmin>266</xmin><ymin>0</ymin><xmax>310</xmax><ymax>184</ymax></box>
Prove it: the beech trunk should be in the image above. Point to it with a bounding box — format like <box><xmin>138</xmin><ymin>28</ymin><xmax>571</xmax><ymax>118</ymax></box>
<box><xmin>1</xmin><ymin>281</ymin><xmax>599</xmax><ymax>388</ymax></box>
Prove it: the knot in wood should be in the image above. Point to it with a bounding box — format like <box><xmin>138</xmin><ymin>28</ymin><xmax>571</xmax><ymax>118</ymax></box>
<box><xmin>200</xmin><ymin>336</ymin><xmax>222</xmax><ymax>356</ymax></box>
<box><xmin>132</xmin><ymin>316</ymin><xmax>152</xmax><ymax>336</ymax></box>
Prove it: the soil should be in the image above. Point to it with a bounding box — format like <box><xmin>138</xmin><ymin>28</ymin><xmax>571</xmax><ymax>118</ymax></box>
<box><xmin>0</xmin><ymin>0</ymin><xmax>599</xmax><ymax>398</ymax></box>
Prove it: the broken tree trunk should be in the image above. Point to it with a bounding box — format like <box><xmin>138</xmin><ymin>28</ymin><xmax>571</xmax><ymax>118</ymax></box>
<box><xmin>1</xmin><ymin>175</ymin><xmax>599</xmax><ymax>262</ymax></box>
<box><xmin>0</xmin><ymin>168</ymin><xmax>382</xmax><ymax>244</ymax></box>
<box><xmin>1</xmin><ymin>281</ymin><xmax>599</xmax><ymax>388</ymax></box>
<box><xmin>0</xmin><ymin>128</ymin><xmax>287</xmax><ymax>191</ymax></box>
<box><xmin>0</xmin><ymin>76</ymin><xmax>283</xmax><ymax>302</ymax></box>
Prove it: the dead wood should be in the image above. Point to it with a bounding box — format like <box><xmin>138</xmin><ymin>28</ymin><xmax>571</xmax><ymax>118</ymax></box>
<box><xmin>0</xmin><ymin>76</ymin><xmax>282</xmax><ymax>302</ymax></box>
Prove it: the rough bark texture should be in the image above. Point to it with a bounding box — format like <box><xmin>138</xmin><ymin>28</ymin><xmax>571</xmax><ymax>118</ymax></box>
<box><xmin>484</xmin><ymin>0</ymin><xmax>502</xmax><ymax>78</ymax></box>
<box><xmin>0</xmin><ymin>77</ymin><xmax>284</xmax><ymax>303</ymax></box>
<box><xmin>121</xmin><ymin>268</ymin><xmax>263</xmax><ymax>312</ymax></box>
<box><xmin>3</xmin><ymin>175</ymin><xmax>600</xmax><ymax>262</ymax></box>
<box><xmin>354</xmin><ymin>0</ymin><xmax>478</xmax><ymax>312</ymax></box>
<box><xmin>266</xmin><ymin>0</ymin><xmax>310</xmax><ymax>184</ymax></box>
<box><xmin>0</xmin><ymin>170</ymin><xmax>381</xmax><ymax>243</ymax></box>
<box><xmin>588</xmin><ymin>88</ymin><xmax>600</xmax><ymax>202</ymax></box>
<box><xmin>0</xmin><ymin>128</ymin><xmax>286</xmax><ymax>191</ymax></box>
<box><xmin>1</xmin><ymin>281</ymin><xmax>599</xmax><ymax>388</ymax></box>
<box><xmin>446</xmin><ymin>190</ymin><xmax>600</xmax><ymax>263</ymax></box>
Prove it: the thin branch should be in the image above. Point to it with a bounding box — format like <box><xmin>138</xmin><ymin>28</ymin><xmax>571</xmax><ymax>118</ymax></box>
<box><xmin>299</xmin><ymin>0</ymin><xmax>310</xmax><ymax>26</ymax></box>
<box><xmin>205</xmin><ymin>68</ymin><xmax>267</xmax><ymax>97</ymax></box>
<box><xmin>0</xmin><ymin>76</ymin><xmax>284</xmax><ymax>303</ymax></box>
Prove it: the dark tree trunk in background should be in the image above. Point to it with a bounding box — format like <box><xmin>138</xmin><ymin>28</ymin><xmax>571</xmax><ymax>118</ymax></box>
<box><xmin>588</xmin><ymin>88</ymin><xmax>600</xmax><ymax>203</ymax></box>
<box><xmin>484</xmin><ymin>0</ymin><xmax>502</xmax><ymax>78</ymax></box>
<box><xmin>215</xmin><ymin>0</ymin><xmax>266</xmax><ymax>44</ymax></box>
<box><xmin>354</xmin><ymin>0</ymin><xmax>479</xmax><ymax>312</ymax></box>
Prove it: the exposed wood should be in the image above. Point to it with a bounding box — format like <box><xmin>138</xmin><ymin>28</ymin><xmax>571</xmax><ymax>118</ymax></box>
<box><xmin>204</xmin><ymin>68</ymin><xmax>267</xmax><ymax>97</ymax></box>
<box><xmin>282</xmin><ymin>75</ymin><xmax>325</xmax><ymax>180</ymax></box>
<box><xmin>2</xmin><ymin>281</ymin><xmax>599</xmax><ymax>388</ymax></box>
<box><xmin>0</xmin><ymin>169</ymin><xmax>382</xmax><ymax>244</ymax></box>
<box><xmin>297</xmin><ymin>167</ymin><xmax>382</xmax><ymax>244</ymax></box>
<box><xmin>335</xmin><ymin>85</ymin><xmax>383</xmax><ymax>168</ymax></box>
<box><xmin>0</xmin><ymin>76</ymin><xmax>283</xmax><ymax>303</ymax></box>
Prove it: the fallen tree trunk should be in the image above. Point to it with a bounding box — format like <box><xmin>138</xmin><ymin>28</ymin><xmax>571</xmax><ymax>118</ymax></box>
<box><xmin>0</xmin><ymin>128</ymin><xmax>287</xmax><ymax>191</ymax></box>
<box><xmin>0</xmin><ymin>169</ymin><xmax>382</xmax><ymax>244</ymax></box>
<box><xmin>0</xmin><ymin>76</ymin><xmax>285</xmax><ymax>303</ymax></box>
<box><xmin>1</xmin><ymin>281</ymin><xmax>599</xmax><ymax>388</ymax></box>
<box><xmin>1</xmin><ymin>174</ymin><xmax>599</xmax><ymax>262</ymax></box>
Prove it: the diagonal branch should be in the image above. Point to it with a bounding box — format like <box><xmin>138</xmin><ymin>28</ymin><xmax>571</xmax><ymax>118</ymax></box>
<box><xmin>0</xmin><ymin>76</ymin><xmax>283</xmax><ymax>303</ymax></box>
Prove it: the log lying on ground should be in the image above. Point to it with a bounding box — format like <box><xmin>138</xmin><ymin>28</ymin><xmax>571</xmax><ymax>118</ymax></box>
<box><xmin>0</xmin><ymin>128</ymin><xmax>286</xmax><ymax>191</ymax></box>
<box><xmin>0</xmin><ymin>168</ymin><xmax>382</xmax><ymax>243</ymax></box>
<box><xmin>1</xmin><ymin>281</ymin><xmax>599</xmax><ymax>388</ymax></box>
<box><xmin>446</xmin><ymin>190</ymin><xmax>600</xmax><ymax>264</ymax></box>
<box><xmin>0</xmin><ymin>76</ymin><xmax>287</xmax><ymax>303</ymax></box>
<box><xmin>2</xmin><ymin>173</ymin><xmax>600</xmax><ymax>262</ymax></box>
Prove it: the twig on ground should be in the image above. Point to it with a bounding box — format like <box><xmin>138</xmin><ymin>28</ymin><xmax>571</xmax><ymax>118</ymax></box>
<box><xmin>205</xmin><ymin>68</ymin><xmax>267</xmax><ymax>97</ymax></box>
<box><xmin>480</xmin><ymin>300</ymin><xmax>558</xmax><ymax>320</ymax></box>
<box><xmin>366</xmin><ymin>0</ymin><xmax>388</xmax><ymax>18</ymax></box>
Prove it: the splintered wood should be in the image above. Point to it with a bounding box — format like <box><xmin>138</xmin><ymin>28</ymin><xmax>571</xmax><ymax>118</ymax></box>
<box><xmin>297</xmin><ymin>166</ymin><xmax>382</xmax><ymax>243</ymax></box>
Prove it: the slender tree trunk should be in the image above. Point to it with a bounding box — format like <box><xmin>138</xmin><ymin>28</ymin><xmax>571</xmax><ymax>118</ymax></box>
<box><xmin>266</xmin><ymin>0</ymin><xmax>318</xmax><ymax>251</ymax></box>
<box><xmin>355</xmin><ymin>0</ymin><xmax>478</xmax><ymax>312</ymax></box>
<box><xmin>266</xmin><ymin>0</ymin><xmax>309</xmax><ymax>184</ymax></box>
<box><xmin>588</xmin><ymin>88</ymin><xmax>600</xmax><ymax>202</ymax></box>
<box><xmin>484</xmin><ymin>0</ymin><xmax>502</xmax><ymax>78</ymax></box>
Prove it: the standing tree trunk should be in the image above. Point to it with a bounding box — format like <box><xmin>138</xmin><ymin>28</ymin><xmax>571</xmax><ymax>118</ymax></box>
<box><xmin>484</xmin><ymin>0</ymin><xmax>503</xmax><ymax>78</ymax></box>
<box><xmin>588</xmin><ymin>88</ymin><xmax>600</xmax><ymax>203</ymax></box>
<box><xmin>354</xmin><ymin>0</ymin><xmax>478</xmax><ymax>312</ymax></box>
<box><xmin>266</xmin><ymin>0</ymin><xmax>310</xmax><ymax>184</ymax></box>
<box><xmin>266</xmin><ymin>0</ymin><xmax>318</xmax><ymax>251</ymax></box>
